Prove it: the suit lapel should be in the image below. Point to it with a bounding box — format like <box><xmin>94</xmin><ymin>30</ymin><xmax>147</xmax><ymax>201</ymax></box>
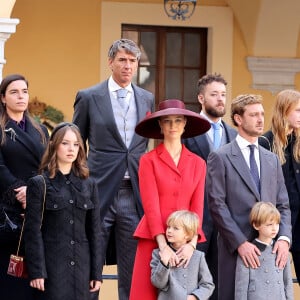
<box><xmin>92</xmin><ymin>84</ymin><xmax>127</xmax><ymax>148</ymax></box>
<box><xmin>191</xmin><ymin>134</ymin><xmax>210</xmax><ymax>160</ymax></box>
<box><xmin>129</xmin><ymin>85</ymin><xmax>151</xmax><ymax>149</ymax></box>
<box><xmin>223</xmin><ymin>121</ymin><xmax>237</xmax><ymax>142</ymax></box>
<box><xmin>156</xmin><ymin>143</ymin><xmax>181</xmax><ymax>175</ymax></box>
<box><xmin>259</xmin><ymin>147</ymin><xmax>275</xmax><ymax>201</ymax></box>
<box><xmin>227</xmin><ymin>140</ymin><xmax>260</xmax><ymax>200</ymax></box>
<box><xmin>177</xmin><ymin>145</ymin><xmax>193</xmax><ymax>173</ymax></box>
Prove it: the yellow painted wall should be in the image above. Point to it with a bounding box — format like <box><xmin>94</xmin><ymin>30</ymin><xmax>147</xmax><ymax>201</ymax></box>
<box><xmin>4</xmin><ymin>0</ymin><xmax>102</xmax><ymax>121</ymax></box>
<box><xmin>231</xmin><ymin>16</ymin><xmax>274</xmax><ymax>129</ymax></box>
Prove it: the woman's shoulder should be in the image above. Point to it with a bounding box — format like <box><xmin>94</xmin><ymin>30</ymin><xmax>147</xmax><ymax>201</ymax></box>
<box><xmin>25</xmin><ymin>116</ymin><xmax>50</xmax><ymax>140</ymax></box>
<box><xmin>141</xmin><ymin>143</ymin><xmax>163</xmax><ymax>160</ymax></box>
<box><xmin>27</xmin><ymin>175</ymin><xmax>45</xmax><ymax>195</ymax></box>
<box><xmin>39</xmin><ymin>123</ymin><xmax>49</xmax><ymax>137</ymax></box>
<box><xmin>182</xmin><ymin>144</ymin><xmax>205</xmax><ymax>164</ymax></box>
<box><xmin>28</xmin><ymin>174</ymin><xmax>44</xmax><ymax>184</ymax></box>
<box><xmin>258</xmin><ymin>130</ymin><xmax>273</xmax><ymax>150</ymax></box>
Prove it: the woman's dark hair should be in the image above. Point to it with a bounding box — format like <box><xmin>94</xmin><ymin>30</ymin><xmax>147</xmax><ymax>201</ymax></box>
<box><xmin>0</xmin><ymin>74</ymin><xmax>47</xmax><ymax>145</ymax></box>
<box><xmin>39</xmin><ymin>122</ymin><xmax>89</xmax><ymax>179</ymax></box>
<box><xmin>0</xmin><ymin>74</ymin><xmax>28</xmax><ymax>96</ymax></box>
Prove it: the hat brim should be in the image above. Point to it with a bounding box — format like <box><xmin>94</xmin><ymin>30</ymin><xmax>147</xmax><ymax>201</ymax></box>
<box><xmin>135</xmin><ymin>108</ymin><xmax>211</xmax><ymax>139</ymax></box>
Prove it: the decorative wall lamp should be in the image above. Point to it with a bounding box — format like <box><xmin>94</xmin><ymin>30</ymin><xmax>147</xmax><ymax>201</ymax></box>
<box><xmin>164</xmin><ymin>0</ymin><xmax>197</xmax><ymax>21</ymax></box>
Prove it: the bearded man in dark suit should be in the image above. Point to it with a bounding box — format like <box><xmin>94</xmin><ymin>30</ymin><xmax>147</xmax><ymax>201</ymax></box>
<box><xmin>183</xmin><ymin>73</ymin><xmax>236</xmax><ymax>300</ymax></box>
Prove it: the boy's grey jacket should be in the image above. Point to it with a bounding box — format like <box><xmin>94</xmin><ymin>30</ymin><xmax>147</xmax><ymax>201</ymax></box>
<box><xmin>235</xmin><ymin>239</ymin><xmax>294</xmax><ymax>300</ymax></box>
<box><xmin>150</xmin><ymin>249</ymin><xmax>215</xmax><ymax>300</ymax></box>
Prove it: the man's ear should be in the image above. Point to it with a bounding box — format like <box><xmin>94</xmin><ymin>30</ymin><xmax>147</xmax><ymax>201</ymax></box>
<box><xmin>108</xmin><ymin>58</ymin><xmax>113</xmax><ymax>71</ymax></box>
<box><xmin>198</xmin><ymin>94</ymin><xmax>204</xmax><ymax>105</ymax></box>
<box><xmin>233</xmin><ymin>114</ymin><xmax>242</xmax><ymax>126</ymax></box>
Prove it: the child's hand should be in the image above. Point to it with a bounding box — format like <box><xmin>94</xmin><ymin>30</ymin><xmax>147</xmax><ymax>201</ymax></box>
<box><xmin>187</xmin><ymin>295</ymin><xmax>197</xmax><ymax>300</ymax></box>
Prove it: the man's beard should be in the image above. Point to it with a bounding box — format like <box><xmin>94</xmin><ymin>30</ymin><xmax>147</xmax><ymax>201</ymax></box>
<box><xmin>205</xmin><ymin>105</ymin><xmax>226</xmax><ymax>118</ymax></box>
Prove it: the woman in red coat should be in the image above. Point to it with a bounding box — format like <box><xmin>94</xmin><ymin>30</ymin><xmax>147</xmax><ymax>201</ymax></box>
<box><xmin>130</xmin><ymin>99</ymin><xmax>210</xmax><ymax>300</ymax></box>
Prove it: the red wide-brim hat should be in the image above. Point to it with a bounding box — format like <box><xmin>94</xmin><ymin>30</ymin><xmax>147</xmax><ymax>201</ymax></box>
<box><xmin>135</xmin><ymin>99</ymin><xmax>211</xmax><ymax>139</ymax></box>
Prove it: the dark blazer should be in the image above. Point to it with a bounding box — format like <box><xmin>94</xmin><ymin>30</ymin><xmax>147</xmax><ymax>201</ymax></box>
<box><xmin>206</xmin><ymin>139</ymin><xmax>292</xmax><ymax>300</ymax></box>
<box><xmin>24</xmin><ymin>172</ymin><xmax>101</xmax><ymax>300</ymax></box>
<box><xmin>0</xmin><ymin>118</ymin><xmax>48</xmax><ymax>199</ymax></box>
<box><xmin>0</xmin><ymin>118</ymin><xmax>48</xmax><ymax>223</ymax></box>
<box><xmin>72</xmin><ymin>80</ymin><xmax>154</xmax><ymax>219</ymax></box>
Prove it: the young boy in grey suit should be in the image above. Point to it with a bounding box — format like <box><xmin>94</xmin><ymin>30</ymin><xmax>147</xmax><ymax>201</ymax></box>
<box><xmin>235</xmin><ymin>202</ymin><xmax>294</xmax><ymax>300</ymax></box>
<box><xmin>150</xmin><ymin>210</ymin><xmax>214</xmax><ymax>300</ymax></box>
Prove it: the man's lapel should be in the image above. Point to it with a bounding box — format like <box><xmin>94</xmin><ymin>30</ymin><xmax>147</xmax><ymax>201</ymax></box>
<box><xmin>227</xmin><ymin>140</ymin><xmax>261</xmax><ymax>200</ymax></box>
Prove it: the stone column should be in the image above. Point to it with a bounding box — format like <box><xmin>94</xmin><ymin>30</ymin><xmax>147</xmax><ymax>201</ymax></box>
<box><xmin>0</xmin><ymin>18</ymin><xmax>19</xmax><ymax>81</ymax></box>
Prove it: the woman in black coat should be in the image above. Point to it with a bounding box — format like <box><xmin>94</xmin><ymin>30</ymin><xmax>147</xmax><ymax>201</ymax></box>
<box><xmin>24</xmin><ymin>122</ymin><xmax>102</xmax><ymax>300</ymax></box>
<box><xmin>0</xmin><ymin>74</ymin><xmax>48</xmax><ymax>299</ymax></box>
<box><xmin>259</xmin><ymin>89</ymin><xmax>300</xmax><ymax>284</ymax></box>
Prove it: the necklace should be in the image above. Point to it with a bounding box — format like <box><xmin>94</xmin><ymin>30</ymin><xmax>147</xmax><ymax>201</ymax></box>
<box><xmin>171</xmin><ymin>149</ymin><xmax>181</xmax><ymax>159</ymax></box>
<box><xmin>170</xmin><ymin>147</ymin><xmax>182</xmax><ymax>166</ymax></box>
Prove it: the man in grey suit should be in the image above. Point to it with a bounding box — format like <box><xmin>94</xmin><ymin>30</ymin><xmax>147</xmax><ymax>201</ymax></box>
<box><xmin>183</xmin><ymin>73</ymin><xmax>236</xmax><ymax>300</ymax></box>
<box><xmin>206</xmin><ymin>94</ymin><xmax>292</xmax><ymax>300</ymax></box>
<box><xmin>72</xmin><ymin>39</ymin><xmax>154</xmax><ymax>300</ymax></box>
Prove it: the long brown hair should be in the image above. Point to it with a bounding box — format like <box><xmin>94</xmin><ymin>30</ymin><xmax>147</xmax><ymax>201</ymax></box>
<box><xmin>271</xmin><ymin>89</ymin><xmax>300</xmax><ymax>164</ymax></box>
<box><xmin>0</xmin><ymin>74</ymin><xmax>47</xmax><ymax>145</ymax></box>
<box><xmin>39</xmin><ymin>122</ymin><xmax>89</xmax><ymax>179</ymax></box>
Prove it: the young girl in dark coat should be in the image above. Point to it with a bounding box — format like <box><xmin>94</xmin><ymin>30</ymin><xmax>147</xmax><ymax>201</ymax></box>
<box><xmin>24</xmin><ymin>122</ymin><xmax>102</xmax><ymax>300</ymax></box>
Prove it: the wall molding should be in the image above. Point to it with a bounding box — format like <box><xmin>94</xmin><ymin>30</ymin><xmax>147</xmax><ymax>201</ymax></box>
<box><xmin>247</xmin><ymin>56</ymin><xmax>300</xmax><ymax>94</ymax></box>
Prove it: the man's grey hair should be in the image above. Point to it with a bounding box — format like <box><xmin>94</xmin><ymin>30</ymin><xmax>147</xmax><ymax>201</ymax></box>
<box><xmin>108</xmin><ymin>39</ymin><xmax>141</xmax><ymax>61</ymax></box>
